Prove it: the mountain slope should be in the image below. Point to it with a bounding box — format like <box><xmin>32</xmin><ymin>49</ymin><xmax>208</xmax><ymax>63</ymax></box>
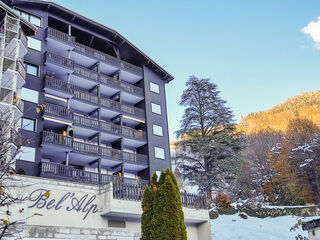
<box><xmin>239</xmin><ymin>90</ymin><xmax>320</xmax><ymax>134</ymax></box>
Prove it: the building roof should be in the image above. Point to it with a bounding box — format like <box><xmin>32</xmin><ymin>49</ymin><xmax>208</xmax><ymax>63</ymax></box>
<box><xmin>0</xmin><ymin>0</ymin><xmax>37</xmax><ymax>35</ymax></box>
<box><xmin>302</xmin><ymin>218</ymin><xmax>320</xmax><ymax>231</ymax></box>
<box><xmin>3</xmin><ymin>0</ymin><xmax>174</xmax><ymax>82</ymax></box>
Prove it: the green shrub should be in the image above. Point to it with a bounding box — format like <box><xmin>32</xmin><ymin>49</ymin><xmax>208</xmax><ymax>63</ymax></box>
<box><xmin>16</xmin><ymin>168</ymin><xmax>25</xmax><ymax>175</ymax></box>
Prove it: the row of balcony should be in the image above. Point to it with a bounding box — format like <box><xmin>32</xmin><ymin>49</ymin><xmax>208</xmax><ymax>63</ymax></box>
<box><xmin>47</xmin><ymin>27</ymin><xmax>143</xmax><ymax>76</ymax></box>
<box><xmin>45</xmin><ymin>76</ymin><xmax>145</xmax><ymax>119</ymax></box>
<box><xmin>44</xmin><ymin>102</ymin><xmax>146</xmax><ymax>141</ymax></box>
<box><xmin>42</xmin><ymin>131</ymin><xmax>148</xmax><ymax>166</ymax></box>
<box><xmin>46</xmin><ymin>52</ymin><xmax>143</xmax><ymax>96</ymax></box>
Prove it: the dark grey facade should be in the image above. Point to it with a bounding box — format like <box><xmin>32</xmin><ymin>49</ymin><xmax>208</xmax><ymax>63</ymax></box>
<box><xmin>3</xmin><ymin>0</ymin><xmax>173</xmax><ymax>185</ymax></box>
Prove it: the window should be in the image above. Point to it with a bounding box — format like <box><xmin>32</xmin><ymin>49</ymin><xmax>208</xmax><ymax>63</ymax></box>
<box><xmin>27</xmin><ymin>37</ymin><xmax>41</xmax><ymax>51</ymax></box>
<box><xmin>151</xmin><ymin>103</ymin><xmax>161</xmax><ymax>115</ymax></box>
<box><xmin>16</xmin><ymin>146</ymin><xmax>36</xmax><ymax>162</ymax></box>
<box><xmin>19</xmin><ymin>117</ymin><xmax>36</xmax><ymax>131</ymax></box>
<box><xmin>153</xmin><ymin>124</ymin><xmax>163</xmax><ymax>136</ymax></box>
<box><xmin>16</xmin><ymin>9</ymin><xmax>41</xmax><ymax>27</ymax></box>
<box><xmin>21</xmin><ymin>88</ymin><xmax>38</xmax><ymax>103</ymax></box>
<box><xmin>150</xmin><ymin>82</ymin><xmax>160</xmax><ymax>94</ymax></box>
<box><xmin>25</xmin><ymin>63</ymin><xmax>39</xmax><ymax>76</ymax></box>
<box><xmin>154</xmin><ymin>147</ymin><xmax>165</xmax><ymax>159</ymax></box>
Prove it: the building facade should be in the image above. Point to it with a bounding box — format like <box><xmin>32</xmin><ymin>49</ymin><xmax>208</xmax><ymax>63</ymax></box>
<box><xmin>0</xmin><ymin>1</ymin><xmax>212</xmax><ymax>239</ymax></box>
<box><xmin>303</xmin><ymin>219</ymin><xmax>320</xmax><ymax>240</ymax></box>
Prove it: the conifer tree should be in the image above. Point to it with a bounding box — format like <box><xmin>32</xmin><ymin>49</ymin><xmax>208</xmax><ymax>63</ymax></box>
<box><xmin>175</xmin><ymin>76</ymin><xmax>244</xmax><ymax>199</ymax></box>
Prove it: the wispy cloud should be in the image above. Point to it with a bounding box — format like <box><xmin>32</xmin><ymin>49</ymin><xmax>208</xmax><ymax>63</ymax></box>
<box><xmin>302</xmin><ymin>16</ymin><xmax>320</xmax><ymax>50</ymax></box>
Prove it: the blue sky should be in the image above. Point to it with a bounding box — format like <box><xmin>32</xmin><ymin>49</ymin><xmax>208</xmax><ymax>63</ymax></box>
<box><xmin>54</xmin><ymin>0</ymin><xmax>320</xmax><ymax>140</ymax></box>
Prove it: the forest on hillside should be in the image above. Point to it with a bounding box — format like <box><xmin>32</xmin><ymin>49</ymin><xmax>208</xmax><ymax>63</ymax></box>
<box><xmin>173</xmin><ymin>78</ymin><xmax>320</xmax><ymax>207</ymax></box>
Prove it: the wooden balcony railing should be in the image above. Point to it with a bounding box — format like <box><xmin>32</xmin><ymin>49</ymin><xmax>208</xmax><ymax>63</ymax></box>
<box><xmin>42</xmin><ymin>131</ymin><xmax>73</xmax><ymax>148</ymax></box>
<box><xmin>44</xmin><ymin>102</ymin><xmax>74</xmax><ymax>121</ymax></box>
<box><xmin>41</xmin><ymin>131</ymin><xmax>148</xmax><ymax>165</ymax></box>
<box><xmin>45</xmin><ymin>76</ymin><xmax>74</xmax><ymax>95</ymax></box>
<box><xmin>74</xmin><ymin>64</ymin><xmax>99</xmax><ymax>81</ymax></box>
<box><xmin>47</xmin><ymin>27</ymin><xmax>75</xmax><ymax>45</ymax></box>
<box><xmin>40</xmin><ymin>161</ymin><xmax>149</xmax><ymax>186</ymax></box>
<box><xmin>46</xmin><ymin>52</ymin><xmax>74</xmax><ymax>69</ymax></box>
<box><xmin>74</xmin><ymin>88</ymin><xmax>99</xmax><ymax>105</ymax></box>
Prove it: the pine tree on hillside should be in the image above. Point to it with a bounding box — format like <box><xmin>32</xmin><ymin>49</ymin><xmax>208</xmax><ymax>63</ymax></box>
<box><xmin>174</xmin><ymin>76</ymin><xmax>244</xmax><ymax>199</ymax></box>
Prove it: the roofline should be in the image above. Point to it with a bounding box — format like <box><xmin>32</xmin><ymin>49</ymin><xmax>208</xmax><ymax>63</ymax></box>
<box><xmin>0</xmin><ymin>1</ymin><xmax>37</xmax><ymax>35</ymax></box>
<box><xmin>8</xmin><ymin>0</ymin><xmax>174</xmax><ymax>82</ymax></box>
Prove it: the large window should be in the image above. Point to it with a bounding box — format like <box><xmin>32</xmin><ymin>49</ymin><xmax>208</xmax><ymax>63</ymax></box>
<box><xmin>153</xmin><ymin>124</ymin><xmax>163</xmax><ymax>136</ymax></box>
<box><xmin>27</xmin><ymin>37</ymin><xmax>41</xmax><ymax>51</ymax></box>
<box><xmin>15</xmin><ymin>9</ymin><xmax>41</xmax><ymax>27</ymax></box>
<box><xmin>21</xmin><ymin>88</ymin><xmax>38</xmax><ymax>103</ymax></box>
<box><xmin>151</xmin><ymin>103</ymin><xmax>161</xmax><ymax>115</ymax></box>
<box><xmin>25</xmin><ymin>63</ymin><xmax>39</xmax><ymax>76</ymax></box>
<box><xmin>154</xmin><ymin>147</ymin><xmax>165</xmax><ymax>159</ymax></box>
<box><xmin>150</xmin><ymin>82</ymin><xmax>160</xmax><ymax>94</ymax></box>
<box><xmin>18</xmin><ymin>117</ymin><xmax>36</xmax><ymax>131</ymax></box>
<box><xmin>16</xmin><ymin>146</ymin><xmax>36</xmax><ymax>162</ymax></box>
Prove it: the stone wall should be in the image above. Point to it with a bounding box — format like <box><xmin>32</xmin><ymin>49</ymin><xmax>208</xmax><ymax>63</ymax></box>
<box><xmin>11</xmin><ymin>225</ymin><xmax>141</xmax><ymax>240</ymax></box>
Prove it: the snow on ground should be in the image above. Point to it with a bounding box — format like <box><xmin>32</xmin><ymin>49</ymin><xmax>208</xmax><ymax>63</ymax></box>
<box><xmin>210</xmin><ymin>214</ymin><xmax>318</xmax><ymax>240</ymax></box>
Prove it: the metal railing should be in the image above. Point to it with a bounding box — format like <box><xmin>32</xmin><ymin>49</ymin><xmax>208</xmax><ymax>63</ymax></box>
<box><xmin>16</xmin><ymin>60</ymin><xmax>26</xmax><ymax>79</ymax></box>
<box><xmin>47</xmin><ymin>27</ymin><xmax>75</xmax><ymax>45</ymax></box>
<box><xmin>44</xmin><ymin>102</ymin><xmax>74</xmax><ymax>121</ymax></box>
<box><xmin>42</xmin><ymin>131</ymin><xmax>73</xmax><ymax>148</ymax></box>
<box><xmin>46</xmin><ymin>52</ymin><xmax>74</xmax><ymax>69</ymax></box>
<box><xmin>45</xmin><ymin>76</ymin><xmax>74</xmax><ymax>95</ymax></box>
<box><xmin>19</xmin><ymin>29</ymin><xmax>27</xmax><ymax>48</ymax></box>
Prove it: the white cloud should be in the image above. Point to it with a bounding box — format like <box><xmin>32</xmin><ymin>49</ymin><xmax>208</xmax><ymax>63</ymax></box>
<box><xmin>302</xmin><ymin>16</ymin><xmax>320</xmax><ymax>49</ymax></box>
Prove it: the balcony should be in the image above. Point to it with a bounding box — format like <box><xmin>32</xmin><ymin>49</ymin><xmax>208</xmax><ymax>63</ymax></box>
<box><xmin>44</xmin><ymin>76</ymin><xmax>74</xmax><ymax>98</ymax></box>
<box><xmin>44</xmin><ymin>102</ymin><xmax>74</xmax><ymax>121</ymax></box>
<box><xmin>41</xmin><ymin>131</ymin><xmax>148</xmax><ymax>166</ymax></box>
<box><xmin>40</xmin><ymin>161</ymin><xmax>149</xmax><ymax>186</ymax></box>
<box><xmin>45</xmin><ymin>52</ymin><xmax>74</xmax><ymax>74</ymax></box>
<box><xmin>46</xmin><ymin>27</ymin><xmax>75</xmax><ymax>54</ymax></box>
<box><xmin>39</xmin><ymin>161</ymin><xmax>207</xmax><ymax>209</ymax></box>
<box><xmin>42</xmin><ymin>131</ymin><xmax>73</xmax><ymax>149</ymax></box>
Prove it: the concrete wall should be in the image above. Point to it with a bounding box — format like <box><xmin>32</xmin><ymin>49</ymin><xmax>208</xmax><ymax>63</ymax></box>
<box><xmin>2</xmin><ymin>175</ymin><xmax>212</xmax><ymax>240</ymax></box>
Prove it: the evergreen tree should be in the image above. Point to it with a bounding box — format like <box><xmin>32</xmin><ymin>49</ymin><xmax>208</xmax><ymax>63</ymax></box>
<box><xmin>140</xmin><ymin>169</ymin><xmax>186</xmax><ymax>240</ymax></box>
<box><xmin>175</xmin><ymin>76</ymin><xmax>244</xmax><ymax>199</ymax></box>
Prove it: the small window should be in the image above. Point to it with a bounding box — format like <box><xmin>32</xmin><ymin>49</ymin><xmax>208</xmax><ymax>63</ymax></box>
<box><xmin>21</xmin><ymin>88</ymin><xmax>38</xmax><ymax>103</ymax></box>
<box><xmin>27</xmin><ymin>37</ymin><xmax>41</xmax><ymax>51</ymax></box>
<box><xmin>19</xmin><ymin>117</ymin><xmax>36</xmax><ymax>131</ymax></box>
<box><xmin>25</xmin><ymin>63</ymin><xmax>39</xmax><ymax>76</ymax></box>
<box><xmin>154</xmin><ymin>147</ymin><xmax>165</xmax><ymax>159</ymax></box>
<box><xmin>153</xmin><ymin>124</ymin><xmax>163</xmax><ymax>136</ymax></box>
<box><xmin>30</xmin><ymin>15</ymin><xmax>41</xmax><ymax>27</ymax></box>
<box><xmin>16</xmin><ymin>146</ymin><xmax>36</xmax><ymax>162</ymax></box>
<box><xmin>151</xmin><ymin>103</ymin><xmax>161</xmax><ymax>115</ymax></box>
<box><xmin>150</xmin><ymin>82</ymin><xmax>160</xmax><ymax>94</ymax></box>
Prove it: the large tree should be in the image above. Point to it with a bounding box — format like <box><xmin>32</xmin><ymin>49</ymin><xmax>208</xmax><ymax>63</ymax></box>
<box><xmin>174</xmin><ymin>76</ymin><xmax>244</xmax><ymax>199</ymax></box>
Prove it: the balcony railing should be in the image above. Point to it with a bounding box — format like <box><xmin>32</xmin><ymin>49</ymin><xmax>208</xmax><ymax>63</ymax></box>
<box><xmin>74</xmin><ymin>88</ymin><xmax>99</xmax><ymax>105</ymax></box>
<box><xmin>41</xmin><ymin>131</ymin><xmax>148</xmax><ymax>165</ymax></box>
<box><xmin>40</xmin><ymin>161</ymin><xmax>149</xmax><ymax>186</ymax></box>
<box><xmin>38</xmin><ymin>161</ymin><xmax>206</xmax><ymax>208</ymax></box>
<box><xmin>47</xmin><ymin>27</ymin><xmax>75</xmax><ymax>45</ymax></box>
<box><xmin>44</xmin><ymin>102</ymin><xmax>74</xmax><ymax>121</ymax></box>
<box><xmin>42</xmin><ymin>131</ymin><xmax>73</xmax><ymax>148</ymax></box>
<box><xmin>46</xmin><ymin>52</ymin><xmax>74</xmax><ymax>70</ymax></box>
<box><xmin>19</xmin><ymin>29</ymin><xmax>27</xmax><ymax>48</ymax></box>
<box><xmin>45</xmin><ymin>76</ymin><xmax>74</xmax><ymax>95</ymax></box>
<box><xmin>13</xmin><ymin>98</ymin><xmax>23</xmax><ymax>113</ymax></box>
<box><xmin>16</xmin><ymin>60</ymin><xmax>26</xmax><ymax>79</ymax></box>
<box><xmin>74</xmin><ymin>64</ymin><xmax>99</xmax><ymax>81</ymax></box>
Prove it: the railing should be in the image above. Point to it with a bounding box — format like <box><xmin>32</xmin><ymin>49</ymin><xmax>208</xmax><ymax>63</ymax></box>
<box><xmin>40</xmin><ymin>161</ymin><xmax>148</xmax><ymax>186</ymax></box>
<box><xmin>113</xmin><ymin>180</ymin><xmax>144</xmax><ymax>201</ymax></box>
<box><xmin>180</xmin><ymin>191</ymin><xmax>207</xmax><ymax>209</ymax></box>
<box><xmin>45</xmin><ymin>76</ymin><xmax>74</xmax><ymax>95</ymax></box>
<box><xmin>74</xmin><ymin>88</ymin><xmax>99</xmax><ymax>105</ymax></box>
<box><xmin>16</xmin><ymin>60</ymin><xmax>26</xmax><ymax>79</ymax></box>
<box><xmin>42</xmin><ymin>131</ymin><xmax>73</xmax><ymax>148</ymax></box>
<box><xmin>120</xmin><ymin>81</ymin><xmax>144</xmax><ymax>95</ymax></box>
<box><xmin>74</xmin><ymin>42</ymin><xmax>142</xmax><ymax>76</ymax></box>
<box><xmin>47</xmin><ymin>27</ymin><xmax>75</xmax><ymax>44</ymax></box>
<box><xmin>74</xmin><ymin>114</ymin><xmax>99</xmax><ymax>129</ymax></box>
<box><xmin>44</xmin><ymin>102</ymin><xmax>74</xmax><ymax>121</ymax></box>
<box><xmin>13</xmin><ymin>98</ymin><xmax>23</xmax><ymax>113</ymax></box>
<box><xmin>19</xmin><ymin>29</ymin><xmax>27</xmax><ymax>48</ymax></box>
<box><xmin>46</xmin><ymin>52</ymin><xmax>74</xmax><ymax>69</ymax></box>
<box><xmin>122</xmin><ymin>151</ymin><xmax>148</xmax><ymax>165</ymax></box>
<box><xmin>74</xmin><ymin>64</ymin><xmax>99</xmax><ymax>81</ymax></box>
<box><xmin>73</xmin><ymin>141</ymin><xmax>99</xmax><ymax>155</ymax></box>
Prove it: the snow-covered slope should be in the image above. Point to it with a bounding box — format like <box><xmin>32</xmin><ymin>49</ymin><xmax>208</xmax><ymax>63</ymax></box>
<box><xmin>210</xmin><ymin>214</ymin><xmax>317</xmax><ymax>240</ymax></box>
